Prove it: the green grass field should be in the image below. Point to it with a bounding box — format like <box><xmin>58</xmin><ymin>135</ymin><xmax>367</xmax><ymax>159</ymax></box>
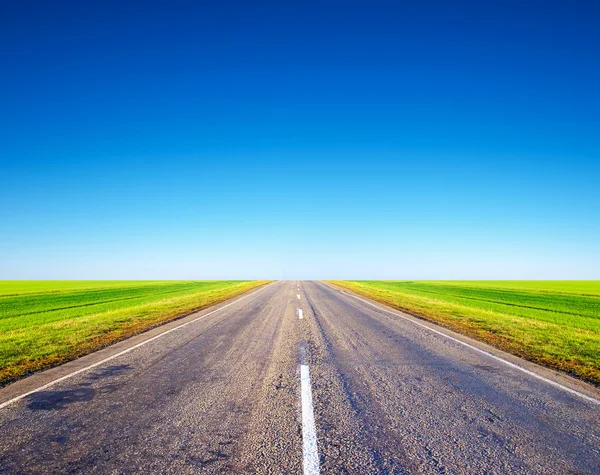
<box><xmin>328</xmin><ymin>280</ymin><xmax>600</xmax><ymax>385</ymax></box>
<box><xmin>0</xmin><ymin>280</ymin><xmax>268</xmax><ymax>386</ymax></box>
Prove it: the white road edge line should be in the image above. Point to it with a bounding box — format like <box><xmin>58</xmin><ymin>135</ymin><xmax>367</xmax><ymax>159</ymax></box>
<box><xmin>0</xmin><ymin>284</ymin><xmax>271</xmax><ymax>411</ymax></box>
<box><xmin>301</xmin><ymin>365</ymin><xmax>320</xmax><ymax>475</ymax></box>
<box><xmin>298</xmin><ymin>308</ymin><xmax>304</xmax><ymax>319</ymax></box>
<box><xmin>334</xmin><ymin>286</ymin><xmax>600</xmax><ymax>406</ymax></box>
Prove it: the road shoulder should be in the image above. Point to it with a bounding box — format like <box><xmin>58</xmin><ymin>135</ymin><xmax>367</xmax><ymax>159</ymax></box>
<box><xmin>0</xmin><ymin>282</ymin><xmax>273</xmax><ymax>408</ymax></box>
<box><xmin>322</xmin><ymin>281</ymin><xmax>600</xmax><ymax>403</ymax></box>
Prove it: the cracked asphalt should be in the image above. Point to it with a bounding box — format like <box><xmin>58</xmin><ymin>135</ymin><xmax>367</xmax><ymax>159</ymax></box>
<box><xmin>0</xmin><ymin>281</ymin><xmax>598</xmax><ymax>473</ymax></box>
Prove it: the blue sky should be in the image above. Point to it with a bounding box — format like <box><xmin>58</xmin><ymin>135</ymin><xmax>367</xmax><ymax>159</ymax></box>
<box><xmin>1</xmin><ymin>1</ymin><xmax>599</xmax><ymax>279</ymax></box>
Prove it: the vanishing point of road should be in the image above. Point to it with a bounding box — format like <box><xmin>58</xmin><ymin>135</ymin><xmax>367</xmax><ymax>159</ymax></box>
<box><xmin>0</xmin><ymin>281</ymin><xmax>598</xmax><ymax>473</ymax></box>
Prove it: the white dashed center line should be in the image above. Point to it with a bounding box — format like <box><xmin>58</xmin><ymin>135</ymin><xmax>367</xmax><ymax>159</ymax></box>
<box><xmin>298</xmin><ymin>308</ymin><xmax>303</xmax><ymax>319</ymax></box>
<box><xmin>300</xmin><ymin>365</ymin><xmax>320</xmax><ymax>474</ymax></box>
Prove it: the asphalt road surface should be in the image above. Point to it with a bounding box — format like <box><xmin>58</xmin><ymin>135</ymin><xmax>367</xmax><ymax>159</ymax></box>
<box><xmin>0</xmin><ymin>281</ymin><xmax>599</xmax><ymax>474</ymax></box>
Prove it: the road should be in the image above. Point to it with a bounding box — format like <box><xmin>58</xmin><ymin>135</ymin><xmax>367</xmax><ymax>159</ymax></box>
<box><xmin>0</xmin><ymin>281</ymin><xmax>599</xmax><ymax>473</ymax></box>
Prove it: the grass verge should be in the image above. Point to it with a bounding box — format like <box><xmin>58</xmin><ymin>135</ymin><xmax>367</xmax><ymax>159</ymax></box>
<box><xmin>327</xmin><ymin>280</ymin><xmax>600</xmax><ymax>385</ymax></box>
<box><xmin>0</xmin><ymin>280</ymin><xmax>270</xmax><ymax>386</ymax></box>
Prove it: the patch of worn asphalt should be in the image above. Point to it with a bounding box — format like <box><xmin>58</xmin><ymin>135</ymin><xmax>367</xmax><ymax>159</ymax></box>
<box><xmin>0</xmin><ymin>281</ymin><xmax>598</xmax><ymax>473</ymax></box>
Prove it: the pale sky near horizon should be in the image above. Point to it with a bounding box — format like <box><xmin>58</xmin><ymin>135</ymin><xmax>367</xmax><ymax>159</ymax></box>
<box><xmin>1</xmin><ymin>1</ymin><xmax>599</xmax><ymax>279</ymax></box>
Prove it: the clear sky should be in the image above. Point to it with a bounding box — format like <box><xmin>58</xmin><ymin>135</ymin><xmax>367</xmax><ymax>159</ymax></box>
<box><xmin>1</xmin><ymin>1</ymin><xmax>599</xmax><ymax>279</ymax></box>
